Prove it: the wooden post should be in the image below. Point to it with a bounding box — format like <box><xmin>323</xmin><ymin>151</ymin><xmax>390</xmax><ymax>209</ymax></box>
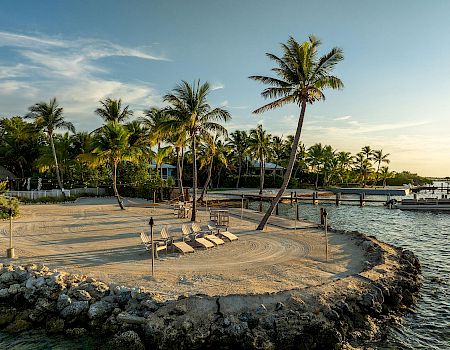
<box><xmin>149</xmin><ymin>217</ymin><xmax>155</xmax><ymax>277</ymax></box>
<box><xmin>296</xmin><ymin>202</ymin><xmax>299</xmax><ymax>221</ymax></box>
<box><xmin>6</xmin><ymin>208</ymin><xmax>15</xmax><ymax>258</ymax></box>
<box><xmin>335</xmin><ymin>193</ymin><xmax>341</xmax><ymax>206</ymax></box>
<box><xmin>275</xmin><ymin>202</ymin><xmax>279</xmax><ymax>215</ymax></box>
<box><xmin>324</xmin><ymin>210</ymin><xmax>328</xmax><ymax>262</ymax></box>
<box><xmin>320</xmin><ymin>208</ymin><xmax>325</xmax><ymax>226</ymax></box>
<box><xmin>359</xmin><ymin>193</ymin><xmax>365</xmax><ymax>207</ymax></box>
<box><xmin>290</xmin><ymin>192</ymin><xmax>293</xmax><ymax>204</ymax></box>
<box><xmin>241</xmin><ymin>194</ymin><xmax>244</xmax><ymax>219</ymax></box>
<box><xmin>294</xmin><ymin>202</ymin><xmax>297</xmax><ymax>233</ymax></box>
<box><xmin>259</xmin><ymin>196</ymin><xmax>263</xmax><ymax>212</ymax></box>
<box><xmin>313</xmin><ymin>192</ymin><xmax>319</xmax><ymax>205</ymax></box>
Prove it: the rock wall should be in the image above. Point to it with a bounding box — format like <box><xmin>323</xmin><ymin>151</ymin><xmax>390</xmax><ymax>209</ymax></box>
<box><xmin>0</xmin><ymin>230</ymin><xmax>421</xmax><ymax>349</ymax></box>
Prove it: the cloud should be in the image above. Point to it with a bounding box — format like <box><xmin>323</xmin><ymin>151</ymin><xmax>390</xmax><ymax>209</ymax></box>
<box><xmin>334</xmin><ymin>115</ymin><xmax>352</xmax><ymax>121</ymax></box>
<box><xmin>211</xmin><ymin>83</ymin><xmax>224</xmax><ymax>91</ymax></box>
<box><xmin>0</xmin><ymin>31</ymin><xmax>169</xmax><ymax>130</ymax></box>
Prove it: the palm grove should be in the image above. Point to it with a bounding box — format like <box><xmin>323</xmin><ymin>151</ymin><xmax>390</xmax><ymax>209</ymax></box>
<box><xmin>0</xmin><ymin>36</ymin><xmax>428</xmax><ymax>227</ymax></box>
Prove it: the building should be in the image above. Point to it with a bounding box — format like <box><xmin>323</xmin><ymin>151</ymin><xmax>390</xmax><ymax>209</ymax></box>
<box><xmin>251</xmin><ymin>160</ymin><xmax>285</xmax><ymax>175</ymax></box>
<box><xmin>149</xmin><ymin>162</ymin><xmax>177</xmax><ymax>179</ymax></box>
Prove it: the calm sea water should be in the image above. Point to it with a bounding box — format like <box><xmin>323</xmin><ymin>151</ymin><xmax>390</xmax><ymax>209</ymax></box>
<box><xmin>1</xmin><ymin>185</ymin><xmax>449</xmax><ymax>349</ymax></box>
<box><xmin>249</xmin><ymin>185</ymin><xmax>450</xmax><ymax>350</ymax></box>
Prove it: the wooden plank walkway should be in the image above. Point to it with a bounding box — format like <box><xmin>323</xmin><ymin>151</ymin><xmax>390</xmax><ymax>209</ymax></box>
<box><xmin>227</xmin><ymin>208</ymin><xmax>318</xmax><ymax>230</ymax></box>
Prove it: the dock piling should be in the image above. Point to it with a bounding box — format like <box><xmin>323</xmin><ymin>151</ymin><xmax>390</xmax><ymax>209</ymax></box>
<box><xmin>335</xmin><ymin>192</ymin><xmax>341</xmax><ymax>206</ymax></box>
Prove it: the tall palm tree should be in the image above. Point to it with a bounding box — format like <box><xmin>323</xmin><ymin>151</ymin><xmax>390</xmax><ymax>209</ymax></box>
<box><xmin>361</xmin><ymin>145</ymin><xmax>373</xmax><ymax>162</ymax></box>
<box><xmin>85</xmin><ymin>122</ymin><xmax>142</xmax><ymax>209</ymax></box>
<box><xmin>248</xmin><ymin>125</ymin><xmax>272</xmax><ymax>195</ymax></box>
<box><xmin>306</xmin><ymin>143</ymin><xmax>325</xmax><ymax>189</ymax></box>
<box><xmin>95</xmin><ymin>98</ymin><xmax>133</xmax><ymax>124</ymax></box>
<box><xmin>227</xmin><ymin>130</ymin><xmax>249</xmax><ymax>188</ymax></box>
<box><xmin>153</xmin><ymin>146</ymin><xmax>172</xmax><ymax>180</ymax></box>
<box><xmin>380</xmin><ymin>166</ymin><xmax>394</xmax><ymax>187</ymax></box>
<box><xmin>354</xmin><ymin>152</ymin><xmax>374</xmax><ymax>187</ymax></box>
<box><xmin>140</xmin><ymin>107</ymin><xmax>168</xmax><ymax>150</ymax></box>
<box><xmin>163</xmin><ymin>80</ymin><xmax>231</xmax><ymax>221</ymax></box>
<box><xmin>372</xmin><ymin>149</ymin><xmax>390</xmax><ymax>185</ymax></box>
<box><xmin>336</xmin><ymin>151</ymin><xmax>353</xmax><ymax>184</ymax></box>
<box><xmin>27</xmin><ymin>98</ymin><xmax>75</xmax><ymax>194</ymax></box>
<box><xmin>249</xmin><ymin>35</ymin><xmax>344</xmax><ymax>230</ymax></box>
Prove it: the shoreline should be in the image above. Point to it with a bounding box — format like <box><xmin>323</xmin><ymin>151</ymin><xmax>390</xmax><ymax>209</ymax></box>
<box><xmin>0</xmin><ymin>227</ymin><xmax>421</xmax><ymax>349</ymax></box>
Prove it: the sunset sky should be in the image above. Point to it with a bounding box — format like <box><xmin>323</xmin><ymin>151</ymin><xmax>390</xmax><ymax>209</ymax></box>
<box><xmin>1</xmin><ymin>0</ymin><xmax>449</xmax><ymax>176</ymax></box>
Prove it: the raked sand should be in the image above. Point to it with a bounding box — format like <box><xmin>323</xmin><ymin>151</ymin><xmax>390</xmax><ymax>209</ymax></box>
<box><xmin>0</xmin><ymin>197</ymin><xmax>365</xmax><ymax>299</ymax></box>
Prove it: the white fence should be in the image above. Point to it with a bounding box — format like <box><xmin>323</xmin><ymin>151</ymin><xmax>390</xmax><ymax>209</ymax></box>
<box><xmin>5</xmin><ymin>187</ymin><xmax>106</xmax><ymax>200</ymax></box>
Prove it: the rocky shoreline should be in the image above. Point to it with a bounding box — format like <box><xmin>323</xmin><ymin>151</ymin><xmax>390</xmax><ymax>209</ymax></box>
<box><xmin>0</xmin><ymin>229</ymin><xmax>421</xmax><ymax>349</ymax></box>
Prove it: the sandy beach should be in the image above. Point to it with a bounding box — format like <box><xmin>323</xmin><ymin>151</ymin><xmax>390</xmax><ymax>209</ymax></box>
<box><xmin>0</xmin><ymin>198</ymin><xmax>365</xmax><ymax>299</ymax></box>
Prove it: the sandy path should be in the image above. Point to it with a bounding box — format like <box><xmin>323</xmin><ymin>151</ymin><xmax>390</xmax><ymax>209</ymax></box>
<box><xmin>0</xmin><ymin>198</ymin><xmax>365</xmax><ymax>299</ymax></box>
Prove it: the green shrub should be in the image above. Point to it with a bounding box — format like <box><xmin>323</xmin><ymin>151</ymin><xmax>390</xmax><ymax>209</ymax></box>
<box><xmin>0</xmin><ymin>196</ymin><xmax>20</xmax><ymax>219</ymax></box>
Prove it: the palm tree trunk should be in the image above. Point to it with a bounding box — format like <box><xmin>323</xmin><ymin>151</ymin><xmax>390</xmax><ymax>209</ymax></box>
<box><xmin>49</xmin><ymin>133</ymin><xmax>65</xmax><ymax>198</ymax></box>
<box><xmin>259</xmin><ymin>154</ymin><xmax>264</xmax><ymax>195</ymax></box>
<box><xmin>176</xmin><ymin>148</ymin><xmax>185</xmax><ymax>202</ymax></box>
<box><xmin>191</xmin><ymin>135</ymin><xmax>197</xmax><ymax>221</ymax></box>
<box><xmin>236</xmin><ymin>158</ymin><xmax>242</xmax><ymax>188</ymax></box>
<box><xmin>257</xmin><ymin>101</ymin><xmax>307</xmax><ymax>230</ymax></box>
<box><xmin>113</xmin><ymin>160</ymin><xmax>124</xmax><ymax>210</ymax></box>
<box><xmin>199</xmin><ymin>161</ymin><xmax>213</xmax><ymax>201</ymax></box>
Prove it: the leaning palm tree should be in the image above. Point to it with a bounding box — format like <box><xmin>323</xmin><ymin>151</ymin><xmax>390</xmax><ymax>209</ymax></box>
<box><xmin>85</xmin><ymin>122</ymin><xmax>142</xmax><ymax>209</ymax></box>
<box><xmin>249</xmin><ymin>35</ymin><xmax>344</xmax><ymax>230</ymax></box>
<box><xmin>95</xmin><ymin>98</ymin><xmax>133</xmax><ymax>124</ymax></box>
<box><xmin>27</xmin><ymin>98</ymin><xmax>75</xmax><ymax>194</ymax></box>
<box><xmin>163</xmin><ymin>80</ymin><xmax>231</xmax><ymax>221</ymax></box>
<box><xmin>372</xmin><ymin>149</ymin><xmax>390</xmax><ymax>185</ymax></box>
<box><xmin>248</xmin><ymin>125</ymin><xmax>272</xmax><ymax>195</ymax></box>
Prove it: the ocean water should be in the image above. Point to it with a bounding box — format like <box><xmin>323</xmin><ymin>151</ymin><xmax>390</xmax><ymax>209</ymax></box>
<box><xmin>249</xmin><ymin>189</ymin><xmax>450</xmax><ymax>350</ymax></box>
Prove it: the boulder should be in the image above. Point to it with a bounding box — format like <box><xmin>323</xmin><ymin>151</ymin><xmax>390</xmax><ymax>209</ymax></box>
<box><xmin>106</xmin><ymin>330</ymin><xmax>145</xmax><ymax>350</ymax></box>
<box><xmin>60</xmin><ymin>301</ymin><xmax>89</xmax><ymax>319</ymax></box>
<box><xmin>57</xmin><ymin>294</ymin><xmax>72</xmax><ymax>311</ymax></box>
<box><xmin>0</xmin><ymin>288</ymin><xmax>9</xmax><ymax>298</ymax></box>
<box><xmin>0</xmin><ymin>307</ymin><xmax>16</xmax><ymax>326</ymax></box>
<box><xmin>117</xmin><ymin>312</ymin><xmax>146</xmax><ymax>325</ymax></box>
<box><xmin>46</xmin><ymin>317</ymin><xmax>65</xmax><ymax>334</ymax></box>
<box><xmin>5</xmin><ymin>319</ymin><xmax>31</xmax><ymax>333</ymax></box>
<box><xmin>0</xmin><ymin>271</ymin><xmax>15</xmax><ymax>284</ymax></box>
<box><xmin>88</xmin><ymin>300</ymin><xmax>115</xmax><ymax>319</ymax></box>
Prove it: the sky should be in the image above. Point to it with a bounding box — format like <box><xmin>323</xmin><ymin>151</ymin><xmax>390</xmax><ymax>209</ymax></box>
<box><xmin>0</xmin><ymin>0</ymin><xmax>449</xmax><ymax>176</ymax></box>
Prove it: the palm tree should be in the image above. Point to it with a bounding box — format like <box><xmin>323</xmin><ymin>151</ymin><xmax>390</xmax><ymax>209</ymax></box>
<box><xmin>163</xmin><ymin>80</ymin><xmax>231</xmax><ymax>221</ymax></box>
<box><xmin>336</xmin><ymin>151</ymin><xmax>353</xmax><ymax>185</ymax></box>
<box><xmin>86</xmin><ymin>122</ymin><xmax>142</xmax><ymax>209</ymax></box>
<box><xmin>153</xmin><ymin>146</ymin><xmax>172</xmax><ymax>180</ymax></box>
<box><xmin>227</xmin><ymin>130</ymin><xmax>249</xmax><ymax>188</ymax></box>
<box><xmin>379</xmin><ymin>166</ymin><xmax>394</xmax><ymax>187</ymax></box>
<box><xmin>354</xmin><ymin>152</ymin><xmax>374</xmax><ymax>187</ymax></box>
<box><xmin>248</xmin><ymin>125</ymin><xmax>272</xmax><ymax>195</ymax></box>
<box><xmin>95</xmin><ymin>98</ymin><xmax>133</xmax><ymax>124</ymax></box>
<box><xmin>306</xmin><ymin>143</ymin><xmax>325</xmax><ymax>189</ymax></box>
<box><xmin>249</xmin><ymin>35</ymin><xmax>344</xmax><ymax>230</ymax></box>
<box><xmin>27</xmin><ymin>98</ymin><xmax>75</xmax><ymax>194</ymax></box>
<box><xmin>361</xmin><ymin>145</ymin><xmax>373</xmax><ymax>162</ymax></box>
<box><xmin>140</xmin><ymin>107</ymin><xmax>168</xmax><ymax>150</ymax></box>
<box><xmin>372</xmin><ymin>149</ymin><xmax>390</xmax><ymax>185</ymax></box>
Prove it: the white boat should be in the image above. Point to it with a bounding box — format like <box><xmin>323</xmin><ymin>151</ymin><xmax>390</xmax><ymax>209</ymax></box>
<box><xmin>394</xmin><ymin>198</ymin><xmax>450</xmax><ymax>211</ymax></box>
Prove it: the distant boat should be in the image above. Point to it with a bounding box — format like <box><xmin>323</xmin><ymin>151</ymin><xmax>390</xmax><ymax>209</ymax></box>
<box><xmin>394</xmin><ymin>198</ymin><xmax>450</xmax><ymax>211</ymax></box>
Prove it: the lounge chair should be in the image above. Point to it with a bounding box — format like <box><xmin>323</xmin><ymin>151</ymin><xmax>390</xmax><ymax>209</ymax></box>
<box><xmin>192</xmin><ymin>222</ymin><xmax>225</xmax><ymax>246</ymax></box>
<box><xmin>160</xmin><ymin>226</ymin><xmax>194</xmax><ymax>255</ymax></box>
<box><xmin>182</xmin><ymin>224</ymin><xmax>214</xmax><ymax>249</ymax></box>
<box><xmin>218</xmin><ymin>230</ymin><xmax>239</xmax><ymax>242</ymax></box>
<box><xmin>140</xmin><ymin>232</ymin><xmax>168</xmax><ymax>258</ymax></box>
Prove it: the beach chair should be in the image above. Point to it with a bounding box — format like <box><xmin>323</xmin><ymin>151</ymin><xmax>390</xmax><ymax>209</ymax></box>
<box><xmin>160</xmin><ymin>226</ymin><xmax>194</xmax><ymax>255</ymax></box>
<box><xmin>217</xmin><ymin>230</ymin><xmax>239</xmax><ymax>242</ymax></box>
<box><xmin>182</xmin><ymin>224</ymin><xmax>214</xmax><ymax>249</ymax></box>
<box><xmin>140</xmin><ymin>232</ymin><xmax>168</xmax><ymax>258</ymax></box>
<box><xmin>192</xmin><ymin>222</ymin><xmax>225</xmax><ymax>246</ymax></box>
